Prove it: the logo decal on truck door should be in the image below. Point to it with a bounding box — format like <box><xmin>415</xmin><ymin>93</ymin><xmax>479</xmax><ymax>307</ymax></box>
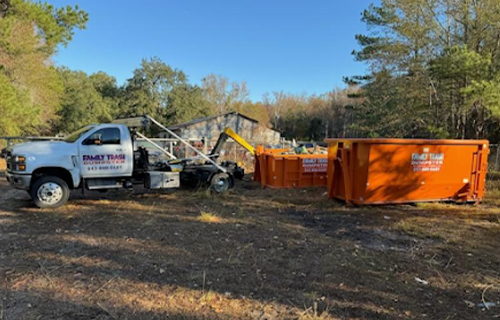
<box><xmin>411</xmin><ymin>153</ymin><xmax>444</xmax><ymax>172</ymax></box>
<box><xmin>83</xmin><ymin>154</ymin><xmax>126</xmax><ymax>171</ymax></box>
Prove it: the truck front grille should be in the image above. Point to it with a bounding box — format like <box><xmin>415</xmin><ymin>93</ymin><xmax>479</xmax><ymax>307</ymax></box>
<box><xmin>5</xmin><ymin>152</ymin><xmax>12</xmax><ymax>172</ymax></box>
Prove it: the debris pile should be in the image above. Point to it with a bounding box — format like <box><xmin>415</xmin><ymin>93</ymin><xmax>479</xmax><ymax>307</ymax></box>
<box><xmin>279</xmin><ymin>145</ymin><xmax>327</xmax><ymax>155</ymax></box>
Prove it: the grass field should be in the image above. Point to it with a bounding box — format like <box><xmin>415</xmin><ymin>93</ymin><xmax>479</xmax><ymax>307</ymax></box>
<box><xmin>0</xmin><ymin>159</ymin><xmax>499</xmax><ymax>319</ymax></box>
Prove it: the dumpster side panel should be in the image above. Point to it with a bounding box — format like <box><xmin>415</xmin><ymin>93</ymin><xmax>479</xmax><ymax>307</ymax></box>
<box><xmin>254</xmin><ymin>147</ymin><xmax>327</xmax><ymax>189</ymax></box>
<box><xmin>363</xmin><ymin>144</ymin><xmax>476</xmax><ymax>203</ymax></box>
<box><xmin>325</xmin><ymin>138</ymin><xmax>489</xmax><ymax>204</ymax></box>
<box><xmin>285</xmin><ymin>157</ymin><xmax>300</xmax><ymax>188</ymax></box>
<box><xmin>352</xmin><ymin>142</ymin><xmax>371</xmax><ymax>202</ymax></box>
<box><xmin>267</xmin><ymin>155</ymin><xmax>283</xmax><ymax>188</ymax></box>
<box><xmin>300</xmin><ymin>156</ymin><xmax>328</xmax><ymax>187</ymax></box>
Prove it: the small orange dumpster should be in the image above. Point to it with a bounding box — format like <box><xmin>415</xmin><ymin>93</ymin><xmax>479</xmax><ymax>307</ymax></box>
<box><xmin>254</xmin><ymin>146</ymin><xmax>327</xmax><ymax>188</ymax></box>
<box><xmin>325</xmin><ymin>138</ymin><xmax>489</xmax><ymax>205</ymax></box>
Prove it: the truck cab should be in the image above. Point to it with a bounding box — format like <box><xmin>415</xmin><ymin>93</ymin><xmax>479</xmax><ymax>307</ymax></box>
<box><xmin>4</xmin><ymin>121</ymin><xmax>243</xmax><ymax>208</ymax></box>
<box><xmin>5</xmin><ymin>124</ymin><xmax>134</xmax><ymax>207</ymax></box>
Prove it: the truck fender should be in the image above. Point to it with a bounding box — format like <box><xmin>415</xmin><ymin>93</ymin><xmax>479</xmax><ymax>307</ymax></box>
<box><xmin>31</xmin><ymin>167</ymin><xmax>80</xmax><ymax>190</ymax></box>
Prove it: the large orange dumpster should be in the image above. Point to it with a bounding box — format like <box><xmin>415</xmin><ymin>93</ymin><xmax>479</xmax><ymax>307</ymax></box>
<box><xmin>254</xmin><ymin>146</ymin><xmax>327</xmax><ymax>188</ymax></box>
<box><xmin>325</xmin><ymin>138</ymin><xmax>489</xmax><ymax>205</ymax></box>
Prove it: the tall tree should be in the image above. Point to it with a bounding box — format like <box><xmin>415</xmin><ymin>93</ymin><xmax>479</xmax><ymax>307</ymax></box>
<box><xmin>166</xmin><ymin>84</ymin><xmax>210</xmax><ymax>124</ymax></box>
<box><xmin>56</xmin><ymin>68</ymin><xmax>113</xmax><ymax>133</ymax></box>
<box><xmin>201</xmin><ymin>74</ymin><xmax>250</xmax><ymax>114</ymax></box>
<box><xmin>89</xmin><ymin>71</ymin><xmax>121</xmax><ymax>119</ymax></box>
<box><xmin>120</xmin><ymin>57</ymin><xmax>187</xmax><ymax>122</ymax></box>
<box><xmin>0</xmin><ymin>0</ymin><xmax>87</xmax><ymax>136</ymax></box>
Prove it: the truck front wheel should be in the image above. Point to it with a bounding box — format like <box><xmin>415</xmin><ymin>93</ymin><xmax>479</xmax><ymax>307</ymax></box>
<box><xmin>30</xmin><ymin>176</ymin><xmax>70</xmax><ymax>209</ymax></box>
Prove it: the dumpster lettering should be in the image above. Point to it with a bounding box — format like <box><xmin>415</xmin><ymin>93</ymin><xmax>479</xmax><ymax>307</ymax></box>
<box><xmin>411</xmin><ymin>153</ymin><xmax>444</xmax><ymax>172</ymax></box>
<box><xmin>302</xmin><ymin>158</ymin><xmax>328</xmax><ymax>173</ymax></box>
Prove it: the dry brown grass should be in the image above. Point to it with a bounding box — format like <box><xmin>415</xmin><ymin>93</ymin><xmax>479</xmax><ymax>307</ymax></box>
<box><xmin>198</xmin><ymin>211</ymin><xmax>222</xmax><ymax>223</ymax></box>
<box><xmin>1</xmin><ymin>173</ymin><xmax>500</xmax><ymax>319</ymax></box>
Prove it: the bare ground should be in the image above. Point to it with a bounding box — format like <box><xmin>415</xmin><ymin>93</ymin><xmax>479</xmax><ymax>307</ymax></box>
<box><xmin>1</xmin><ymin>160</ymin><xmax>499</xmax><ymax>320</ymax></box>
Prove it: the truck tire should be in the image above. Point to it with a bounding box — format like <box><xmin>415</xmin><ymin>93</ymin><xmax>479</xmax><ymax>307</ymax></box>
<box><xmin>210</xmin><ymin>173</ymin><xmax>232</xmax><ymax>193</ymax></box>
<box><xmin>30</xmin><ymin>176</ymin><xmax>70</xmax><ymax>209</ymax></box>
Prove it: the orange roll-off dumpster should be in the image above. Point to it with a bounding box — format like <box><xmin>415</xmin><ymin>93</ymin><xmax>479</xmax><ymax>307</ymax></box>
<box><xmin>254</xmin><ymin>146</ymin><xmax>328</xmax><ymax>188</ymax></box>
<box><xmin>325</xmin><ymin>138</ymin><xmax>489</xmax><ymax>205</ymax></box>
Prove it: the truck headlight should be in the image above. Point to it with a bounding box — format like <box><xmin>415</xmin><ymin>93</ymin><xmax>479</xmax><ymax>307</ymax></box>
<box><xmin>13</xmin><ymin>155</ymin><xmax>26</xmax><ymax>171</ymax></box>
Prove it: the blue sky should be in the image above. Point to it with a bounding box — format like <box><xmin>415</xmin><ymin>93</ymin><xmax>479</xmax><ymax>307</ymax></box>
<box><xmin>49</xmin><ymin>0</ymin><xmax>376</xmax><ymax>101</ymax></box>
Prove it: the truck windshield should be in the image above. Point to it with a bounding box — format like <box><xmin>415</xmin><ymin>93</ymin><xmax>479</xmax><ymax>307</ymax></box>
<box><xmin>64</xmin><ymin>125</ymin><xmax>95</xmax><ymax>143</ymax></box>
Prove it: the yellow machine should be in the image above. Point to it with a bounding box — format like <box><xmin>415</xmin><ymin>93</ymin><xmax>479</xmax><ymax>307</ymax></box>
<box><xmin>211</xmin><ymin>127</ymin><xmax>255</xmax><ymax>156</ymax></box>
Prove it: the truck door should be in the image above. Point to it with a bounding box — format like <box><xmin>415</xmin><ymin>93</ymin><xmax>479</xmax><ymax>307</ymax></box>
<box><xmin>79</xmin><ymin>126</ymin><xmax>133</xmax><ymax>178</ymax></box>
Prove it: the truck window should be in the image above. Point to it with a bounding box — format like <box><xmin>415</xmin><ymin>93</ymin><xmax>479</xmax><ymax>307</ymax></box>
<box><xmin>83</xmin><ymin>128</ymin><xmax>121</xmax><ymax>145</ymax></box>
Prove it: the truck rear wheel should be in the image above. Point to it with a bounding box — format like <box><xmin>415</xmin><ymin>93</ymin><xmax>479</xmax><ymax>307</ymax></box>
<box><xmin>30</xmin><ymin>176</ymin><xmax>70</xmax><ymax>209</ymax></box>
<box><xmin>210</xmin><ymin>173</ymin><xmax>232</xmax><ymax>193</ymax></box>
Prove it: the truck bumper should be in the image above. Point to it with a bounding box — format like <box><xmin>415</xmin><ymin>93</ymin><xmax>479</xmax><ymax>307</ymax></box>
<box><xmin>5</xmin><ymin>172</ymin><xmax>31</xmax><ymax>191</ymax></box>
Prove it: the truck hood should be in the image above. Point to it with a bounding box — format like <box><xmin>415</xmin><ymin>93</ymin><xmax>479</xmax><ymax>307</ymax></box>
<box><xmin>8</xmin><ymin>141</ymin><xmax>76</xmax><ymax>157</ymax></box>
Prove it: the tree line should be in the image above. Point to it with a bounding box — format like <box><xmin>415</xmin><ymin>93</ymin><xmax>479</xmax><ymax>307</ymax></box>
<box><xmin>2</xmin><ymin>0</ymin><xmax>500</xmax><ymax>143</ymax></box>
<box><xmin>346</xmin><ymin>0</ymin><xmax>500</xmax><ymax>141</ymax></box>
<box><xmin>268</xmin><ymin>0</ymin><xmax>500</xmax><ymax>142</ymax></box>
<box><xmin>56</xmin><ymin>60</ymin><xmax>271</xmax><ymax>134</ymax></box>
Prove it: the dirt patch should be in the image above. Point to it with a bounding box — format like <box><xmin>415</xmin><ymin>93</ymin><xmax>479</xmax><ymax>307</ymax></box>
<box><xmin>0</xmin><ymin>173</ymin><xmax>499</xmax><ymax>319</ymax></box>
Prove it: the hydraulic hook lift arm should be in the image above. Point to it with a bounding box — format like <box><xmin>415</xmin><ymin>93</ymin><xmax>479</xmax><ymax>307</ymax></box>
<box><xmin>143</xmin><ymin>115</ymin><xmax>226</xmax><ymax>173</ymax></box>
<box><xmin>211</xmin><ymin>127</ymin><xmax>255</xmax><ymax>157</ymax></box>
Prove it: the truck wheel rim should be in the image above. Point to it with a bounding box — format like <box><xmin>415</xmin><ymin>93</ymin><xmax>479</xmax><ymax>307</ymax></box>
<box><xmin>37</xmin><ymin>182</ymin><xmax>63</xmax><ymax>204</ymax></box>
<box><xmin>212</xmin><ymin>176</ymin><xmax>229</xmax><ymax>193</ymax></box>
